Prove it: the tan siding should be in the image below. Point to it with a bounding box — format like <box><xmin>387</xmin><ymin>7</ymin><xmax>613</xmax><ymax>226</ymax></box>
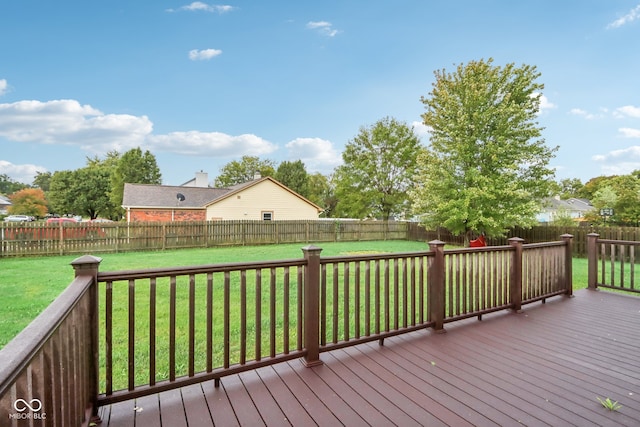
<box><xmin>206</xmin><ymin>180</ymin><xmax>319</xmax><ymax>220</ymax></box>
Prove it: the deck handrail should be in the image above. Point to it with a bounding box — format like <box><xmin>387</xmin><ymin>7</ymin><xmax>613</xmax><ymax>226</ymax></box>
<box><xmin>0</xmin><ymin>255</ymin><xmax>102</xmax><ymax>426</ymax></box>
<box><xmin>0</xmin><ymin>235</ymin><xmax>574</xmax><ymax>424</ymax></box>
<box><xmin>587</xmin><ymin>233</ymin><xmax>640</xmax><ymax>293</ymax></box>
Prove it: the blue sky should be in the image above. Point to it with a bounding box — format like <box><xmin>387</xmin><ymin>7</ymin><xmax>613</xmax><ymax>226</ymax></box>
<box><xmin>1</xmin><ymin>1</ymin><xmax>639</xmax><ymax>186</ymax></box>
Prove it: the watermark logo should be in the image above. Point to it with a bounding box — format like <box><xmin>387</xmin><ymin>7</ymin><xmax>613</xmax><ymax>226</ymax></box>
<box><xmin>8</xmin><ymin>398</ymin><xmax>46</xmax><ymax>420</ymax></box>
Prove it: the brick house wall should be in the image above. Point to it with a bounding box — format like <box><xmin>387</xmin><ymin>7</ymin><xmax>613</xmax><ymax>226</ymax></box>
<box><xmin>128</xmin><ymin>209</ymin><xmax>206</xmax><ymax>222</ymax></box>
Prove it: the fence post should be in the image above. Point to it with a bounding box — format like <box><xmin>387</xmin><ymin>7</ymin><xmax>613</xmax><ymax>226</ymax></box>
<box><xmin>561</xmin><ymin>234</ymin><xmax>574</xmax><ymax>297</ymax></box>
<box><xmin>70</xmin><ymin>255</ymin><xmax>102</xmax><ymax>423</ymax></box>
<box><xmin>587</xmin><ymin>233</ymin><xmax>599</xmax><ymax>290</ymax></box>
<box><xmin>508</xmin><ymin>237</ymin><xmax>524</xmax><ymax>313</ymax></box>
<box><xmin>301</xmin><ymin>245</ymin><xmax>323</xmax><ymax>367</ymax></box>
<box><xmin>428</xmin><ymin>240</ymin><xmax>446</xmax><ymax>333</ymax></box>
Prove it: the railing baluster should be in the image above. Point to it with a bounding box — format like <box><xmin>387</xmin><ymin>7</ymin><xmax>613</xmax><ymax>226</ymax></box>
<box><xmin>355</xmin><ymin>262</ymin><xmax>361</xmax><ymax>339</ymax></box>
<box><xmin>620</xmin><ymin>244</ymin><xmax>625</xmax><ymax>289</ymax></box>
<box><xmin>344</xmin><ymin>262</ymin><xmax>350</xmax><ymax>341</ymax></box>
<box><xmin>149</xmin><ymin>278</ymin><xmax>156</xmax><ymax>386</ymax></box>
<box><xmin>410</xmin><ymin>257</ymin><xmax>416</xmax><ymax>326</ymax></box>
<box><xmin>384</xmin><ymin>259</ymin><xmax>390</xmax><ymax>332</ymax></box>
<box><xmin>297</xmin><ymin>266</ymin><xmax>303</xmax><ymax>351</ymax></box>
<box><xmin>402</xmin><ymin>258</ymin><xmax>408</xmax><ymax>328</ymax></box>
<box><xmin>206</xmin><ymin>273</ymin><xmax>213</xmax><ymax>372</ymax></box>
<box><xmin>255</xmin><ymin>269</ymin><xmax>262</xmax><ymax>361</ymax></box>
<box><xmin>105</xmin><ymin>280</ymin><xmax>113</xmax><ymax>395</ymax></box>
<box><xmin>631</xmin><ymin>246</ymin><xmax>636</xmax><ymax>290</ymax></box>
<box><xmin>365</xmin><ymin>261</ymin><xmax>371</xmax><ymax>336</ymax></box>
<box><xmin>270</xmin><ymin>268</ymin><xmax>277</xmax><ymax>358</ymax></box>
<box><xmin>393</xmin><ymin>259</ymin><xmax>399</xmax><ymax>330</ymax></box>
<box><xmin>188</xmin><ymin>274</ymin><xmax>196</xmax><ymax>377</ymax></box>
<box><xmin>240</xmin><ymin>270</ymin><xmax>247</xmax><ymax>364</ymax></box>
<box><xmin>128</xmin><ymin>279</ymin><xmax>135</xmax><ymax>391</ymax></box>
<box><xmin>332</xmin><ymin>264</ymin><xmax>339</xmax><ymax>344</ymax></box>
<box><xmin>223</xmin><ymin>271</ymin><xmax>230</xmax><ymax>369</ymax></box>
<box><xmin>283</xmin><ymin>267</ymin><xmax>290</xmax><ymax>354</ymax></box>
<box><xmin>320</xmin><ymin>263</ymin><xmax>326</xmax><ymax>346</ymax></box>
<box><xmin>169</xmin><ymin>276</ymin><xmax>177</xmax><ymax>381</ymax></box>
<box><xmin>374</xmin><ymin>260</ymin><xmax>381</xmax><ymax>334</ymax></box>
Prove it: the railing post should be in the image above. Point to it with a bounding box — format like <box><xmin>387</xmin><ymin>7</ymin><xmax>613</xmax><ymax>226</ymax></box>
<box><xmin>561</xmin><ymin>234</ymin><xmax>574</xmax><ymax>297</ymax></box>
<box><xmin>508</xmin><ymin>237</ymin><xmax>524</xmax><ymax>313</ymax></box>
<box><xmin>428</xmin><ymin>240</ymin><xmax>446</xmax><ymax>333</ymax></box>
<box><xmin>587</xmin><ymin>233</ymin><xmax>599</xmax><ymax>290</ymax></box>
<box><xmin>70</xmin><ymin>255</ymin><xmax>102</xmax><ymax>423</ymax></box>
<box><xmin>301</xmin><ymin>245</ymin><xmax>323</xmax><ymax>367</ymax></box>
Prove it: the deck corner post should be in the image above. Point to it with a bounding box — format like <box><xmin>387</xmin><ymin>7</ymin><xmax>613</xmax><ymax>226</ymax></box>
<box><xmin>508</xmin><ymin>237</ymin><xmax>524</xmax><ymax>313</ymax></box>
<box><xmin>70</xmin><ymin>254</ymin><xmax>103</xmax><ymax>422</ymax></box>
<box><xmin>561</xmin><ymin>234</ymin><xmax>574</xmax><ymax>297</ymax></box>
<box><xmin>428</xmin><ymin>240</ymin><xmax>446</xmax><ymax>333</ymax></box>
<box><xmin>301</xmin><ymin>245</ymin><xmax>323</xmax><ymax>367</ymax></box>
<box><xmin>587</xmin><ymin>233</ymin><xmax>599</xmax><ymax>290</ymax></box>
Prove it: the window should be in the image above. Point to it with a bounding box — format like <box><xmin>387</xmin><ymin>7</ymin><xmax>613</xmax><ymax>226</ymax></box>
<box><xmin>262</xmin><ymin>211</ymin><xmax>273</xmax><ymax>221</ymax></box>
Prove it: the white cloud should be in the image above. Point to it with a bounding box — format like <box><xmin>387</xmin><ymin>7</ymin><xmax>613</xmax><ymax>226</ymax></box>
<box><xmin>147</xmin><ymin>131</ymin><xmax>277</xmax><ymax>157</ymax></box>
<box><xmin>411</xmin><ymin>121</ymin><xmax>432</xmax><ymax>138</ymax></box>
<box><xmin>568</xmin><ymin>108</ymin><xmax>603</xmax><ymax>120</ymax></box>
<box><xmin>0</xmin><ymin>98</ymin><xmax>281</xmax><ymax>162</ymax></box>
<box><xmin>0</xmin><ymin>79</ymin><xmax>7</xmax><ymax>96</ymax></box>
<box><xmin>593</xmin><ymin>146</ymin><xmax>640</xmax><ymax>175</ymax></box>
<box><xmin>619</xmin><ymin>128</ymin><xmax>640</xmax><ymax>138</ymax></box>
<box><xmin>0</xmin><ymin>99</ymin><xmax>152</xmax><ymax>153</ymax></box>
<box><xmin>0</xmin><ymin>160</ymin><xmax>47</xmax><ymax>184</ymax></box>
<box><xmin>285</xmin><ymin>137</ymin><xmax>342</xmax><ymax>173</ymax></box>
<box><xmin>607</xmin><ymin>4</ymin><xmax>640</xmax><ymax>29</ymax></box>
<box><xmin>537</xmin><ymin>94</ymin><xmax>556</xmax><ymax>113</ymax></box>
<box><xmin>306</xmin><ymin>21</ymin><xmax>340</xmax><ymax>37</ymax></box>
<box><xmin>188</xmin><ymin>48</ymin><xmax>222</xmax><ymax>60</ymax></box>
<box><xmin>167</xmin><ymin>2</ymin><xmax>234</xmax><ymax>13</ymax></box>
<box><xmin>615</xmin><ymin>105</ymin><xmax>640</xmax><ymax>118</ymax></box>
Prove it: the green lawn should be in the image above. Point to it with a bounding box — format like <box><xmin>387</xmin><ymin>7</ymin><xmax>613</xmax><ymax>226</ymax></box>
<box><xmin>0</xmin><ymin>240</ymin><xmax>434</xmax><ymax>349</ymax></box>
<box><xmin>0</xmin><ymin>241</ymin><xmax>590</xmax><ymax>350</ymax></box>
<box><xmin>0</xmin><ymin>240</ymin><xmax>592</xmax><ymax>393</ymax></box>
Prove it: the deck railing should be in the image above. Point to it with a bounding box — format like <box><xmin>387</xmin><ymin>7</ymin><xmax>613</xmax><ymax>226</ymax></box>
<box><xmin>0</xmin><ymin>236</ymin><xmax>574</xmax><ymax>424</ymax></box>
<box><xmin>587</xmin><ymin>233</ymin><xmax>640</xmax><ymax>294</ymax></box>
<box><xmin>0</xmin><ymin>255</ymin><xmax>102</xmax><ymax>426</ymax></box>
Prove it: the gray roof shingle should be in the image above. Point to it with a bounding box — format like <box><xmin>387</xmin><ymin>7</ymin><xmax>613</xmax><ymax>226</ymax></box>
<box><xmin>122</xmin><ymin>183</ymin><xmax>229</xmax><ymax>208</ymax></box>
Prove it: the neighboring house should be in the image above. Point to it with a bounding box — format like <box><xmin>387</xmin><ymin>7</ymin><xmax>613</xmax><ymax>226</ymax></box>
<box><xmin>0</xmin><ymin>195</ymin><xmax>11</xmax><ymax>215</ymax></box>
<box><xmin>122</xmin><ymin>173</ymin><xmax>322</xmax><ymax>222</ymax></box>
<box><xmin>537</xmin><ymin>197</ymin><xmax>593</xmax><ymax>223</ymax></box>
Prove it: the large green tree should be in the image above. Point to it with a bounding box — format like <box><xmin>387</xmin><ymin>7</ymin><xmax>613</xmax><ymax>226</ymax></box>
<box><xmin>49</xmin><ymin>153</ymin><xmax>121</xmax><ymax>219</ymax></box>
<box><xmin>334</xmin><ymin>117</ymin><xmax>422</xmax><ymax>220</ymax></box>
<box><xmin>411</xmin><ymin>58</ymin><xmax>557</xmax><ymax>240</ymax></box>
<box><xmin>275</xmin><ymin>160</ymin><xmax>309</xmax><ymax>198</ymax></box>
<box><xmin>214</xmin><ymin>156</ymin><xmax>275</xmax><ymax>187</ymax></box>
<box><xmin>0</xmin><ymin>174</ymin><xmax>28</xmax><ymax>195</ymax></box>
<box><xmin>32</xmin><ymin>171</ymin><xmax>52</xmax><ymax>192</ymax></box>
<box><xmin>110</xmin><ymin>147</ymin><xmax>162</xmax><ymax>212</ymax></box>
<box><xmin>307</xmin><ymin>172</ymin><xmax>337</xmax><ymax>217</ymax></box>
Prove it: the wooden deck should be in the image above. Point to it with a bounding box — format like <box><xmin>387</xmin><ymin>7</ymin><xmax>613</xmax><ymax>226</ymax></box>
<box><xmin>98</xmin><ymin>289</ymin><xmax>640</xmax><ymax>427</ymax></box>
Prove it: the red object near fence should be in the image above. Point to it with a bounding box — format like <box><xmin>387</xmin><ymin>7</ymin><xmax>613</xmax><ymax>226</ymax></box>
<box><xmin>469</xmin><ymin>234</ymin><xmax>486</xmax><ymax>247</ymax></box>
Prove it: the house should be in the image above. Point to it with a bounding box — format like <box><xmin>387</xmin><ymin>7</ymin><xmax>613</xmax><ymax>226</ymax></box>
<box><xmin>122</xmin><ymin>173</ymin><xmax>322</xmax><ymax>222</ymax></box>
<box><xmin>536</xmin><ymin>196</ymin><xmax>593</xmax><ymax>223</ymax></box>
<box><xmin>0</xmin><ymin>195</ymin><xmax>11</xmax><ymax>215</ymax></box>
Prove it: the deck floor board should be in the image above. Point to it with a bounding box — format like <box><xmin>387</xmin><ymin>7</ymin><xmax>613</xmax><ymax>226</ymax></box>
<box><xmin>100</xmin><ymin>289</ymin><xmax>640</xmax><ymax>426</ymax></box>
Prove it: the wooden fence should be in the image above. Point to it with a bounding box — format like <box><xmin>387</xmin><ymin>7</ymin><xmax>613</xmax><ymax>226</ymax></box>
<box><xmin>0</xmin><ymin>220</ymin><xmax>408</xmax><ymax>257</ymax></box>
<box><xmin>2</xmin><ymin>219</ymin><xmax>639</xmax><ymax>258</ymax></box>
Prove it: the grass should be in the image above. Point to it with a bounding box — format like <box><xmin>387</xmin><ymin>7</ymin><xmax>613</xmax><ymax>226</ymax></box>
<box><xmin>0</xmin><ymin>240</ymin><xmax>593</xmax><ymax>393</ymax></box>
<box><xmin>597</xmin><ymin>397</ymin><xmax>622</xmax><ymax>411</ymax></box>
<box><xmin>0</xmin><ymin>240</ymin><xmax>432</xmax><ymax>349</ymax></box>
